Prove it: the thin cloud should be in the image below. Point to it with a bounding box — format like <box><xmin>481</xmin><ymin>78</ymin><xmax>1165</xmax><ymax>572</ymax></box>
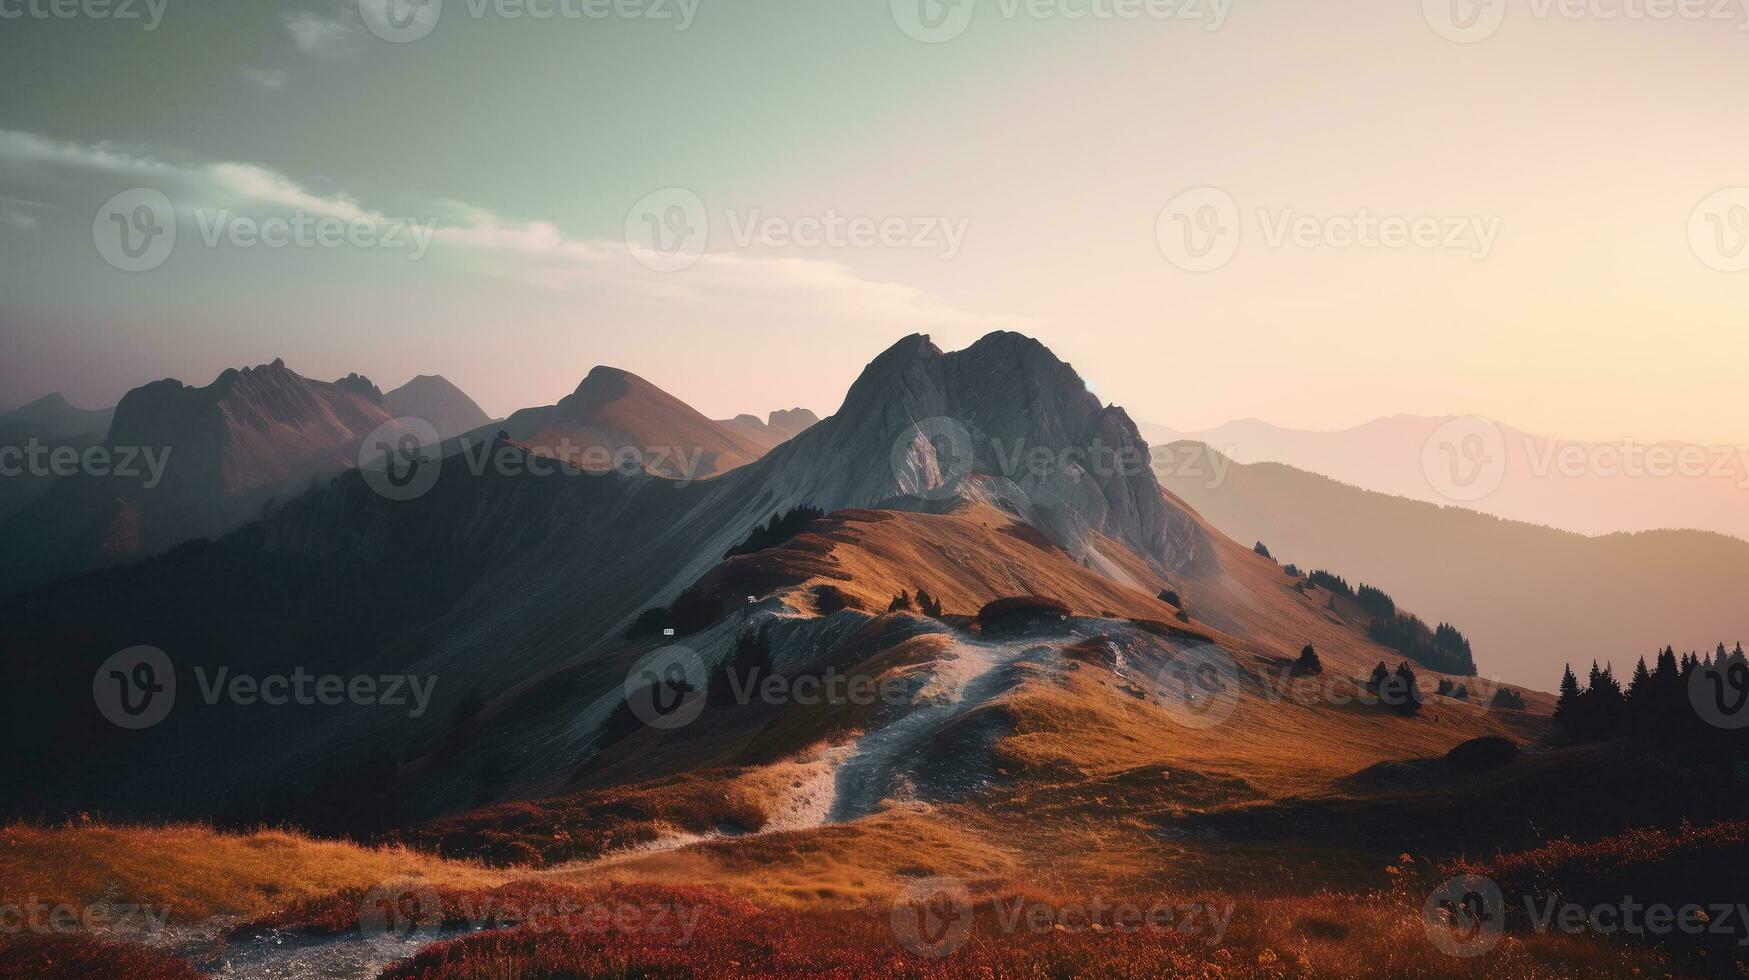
<box><xmin>0</xmin><ymin>128</ymin><xmax>1030</xmax><ymax>333</ymax></box>
<box><xmin>240</xmin><ymin>69</ymin><xmax>291</xmax><ymax>91</ymax></box>
<box><xmin>283</xmin><ymin>6</ymin><xmax>362</xmax><ymax>60</ymax></box>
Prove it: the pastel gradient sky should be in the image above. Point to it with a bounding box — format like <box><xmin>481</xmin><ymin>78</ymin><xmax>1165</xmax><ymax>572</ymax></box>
<box><xmin>2</xmin><ymin>0</ymin><xmax>1747</xmax><ymax>443</ymax></box>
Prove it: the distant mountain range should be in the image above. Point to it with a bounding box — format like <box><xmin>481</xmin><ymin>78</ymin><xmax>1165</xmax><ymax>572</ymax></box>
<box><xmin>1143</xmin><ymin>416</ymin><xmax>1749</xmax><ymax>543</ymax></box>
<box><xmin>1155</xmin><ymin>444</ymin><xmax>1749</xmax><ymax>687</ymax></box>
<box><xmin>0</xmin><ymin>362</ymin><xmax>491</xmax><ymax>595</ymax></box>
<box><xmin>2</xmin><ymin>332</ymin><xmax>1482</xmax><ymax>828</ymax></box>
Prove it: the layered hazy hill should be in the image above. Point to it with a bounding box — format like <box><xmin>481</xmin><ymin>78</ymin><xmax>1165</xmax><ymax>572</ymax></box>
<box><xmin>0</xmin><ymin>361</ymin><xmax>487</xmax><ymax>595</ymax></box>
<box><xmin>716</xmin><ymin>407</ymin><xmax>820</xmax><ymax>451</ymax></box>
<box><xmin>466</xmin><ymin>365</ymin><xmax>774</xmax><ymax>480</ymax></box>
<box><xmin>0</xmin><ymin>392</ymin><xmax>114</xmax><ymax>444</ymax></box>
<box><xmin>1154</xmin><ymin>443</ymin><xmax>1749</xmax><ymax>687</ymax></box>
<box><xmin>1144</xmin><ymin>416</ymin><xmax>1749</xmax><ymax>543</ymax></box>
<box><xmin>383</xmin><ymin>373</ymin><xmax>494</xmax><ymax>437</ymax></box>
<box><xmin>0</xmin><ymin>393</ymin><xmax>115</xmax><ymax>523</ymax></box>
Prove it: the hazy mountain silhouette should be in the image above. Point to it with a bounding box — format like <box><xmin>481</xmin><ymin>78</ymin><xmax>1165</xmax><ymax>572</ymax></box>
<box><xmin>383</xmin><ymin>374</ymin><xmax>494</xmax><ymax>439</ymax></box>
<box><xmin>1155</xmin><ymin>443</ymin><xmax>1749</xmax><ymax>686</ymax></box>
<box><xmin>1145</xmin><ymin>416</ymin><xmax>1749</xmax><ymax>543</ymax></box>
<box><xmin>0</xmin><ymin>361</ymin><xmax>420</xmax><ymax>594</ymax></box>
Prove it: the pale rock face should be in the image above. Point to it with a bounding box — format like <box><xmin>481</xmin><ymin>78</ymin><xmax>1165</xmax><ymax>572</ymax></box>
<box><xmin>384</xmin><ymin>374</ymin><xmax>493</xmax><ymax>439</ymax></box>
<box><xmin>715</xmin><ymin>332</ymin><xmax>1196</xmax><ymax>572</ymax></box>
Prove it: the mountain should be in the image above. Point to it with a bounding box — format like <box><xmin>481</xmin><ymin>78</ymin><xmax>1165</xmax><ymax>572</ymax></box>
<box><xmin>384</xmin><ymin>374</ymin><xmax>493</xmax><ymax>439</ymax></box>
<box><xmin>463</xmin><ymin>366</ymin><xmax>771</xmax><ymax>481</ymax></box>
<box><xmin>716</xmin><ymin>407</ymin><xmax>820</xmax><ymax>450</ymax></box>
<box><xmin>0</xmin><ymin>332</ymin><xmax>1521</xmax><ymax>833</ymax></box>
<box><xmin>1147</xmin><ymin>415</ymin><xmax>1749</xmax><ymax>543</ymax></box>
<box><xmin>0</xmin><ymin>360</ymin><xmax>404</xmax><ymax>594</ymax></box>
<box><xmin>1154</xmin><ymin>443</ymin><xmax>1749</xmax><ymax>686</ymax></box>
<box><xmin>0</xmin><ymin>394</ymin><xmax>115</xmax><ymax>524</ymax></box>
<box><xmin>0</xmin><ymin>392</ymin><xmax>113</xmax><ymax>443</ymax></box>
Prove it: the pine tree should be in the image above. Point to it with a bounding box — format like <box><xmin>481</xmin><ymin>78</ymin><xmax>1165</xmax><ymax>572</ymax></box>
<box><xmin>916</xmin><ymin>587</ymin><xmax>943</xmax><ymax>618</ymax></box>
<box><xmin>1553</xmin><ymin>664</ymin><xmax>1580</xmax><ymax>727</ymax></box>
<box><xmin>1391</xmin><ymin>662</ymin><xmax>1424</xmax><ymax>714</ymax></box>
<box><xmin>1296</xmin><ymin>644</ymin><xmax>1322</xmax><ymax>675</ymax></box>
<box><xmin>1628</xmin><ymin>657</ymin><xmax>1652</xmax><ymax>702</ymax></box>
<box><xmin>1368</xmin><ymin>662</ymin><xmax>1390</xmax><ymax>692</ymax></box>
<box><xmin>888</xmin><ymin>590</ymin><xmax>913</xmax><ymax>612</ymax></box>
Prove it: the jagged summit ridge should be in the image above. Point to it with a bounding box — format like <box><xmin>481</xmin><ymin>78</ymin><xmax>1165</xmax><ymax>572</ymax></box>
<box><xmin>731</xmin><ymin>331</ymin><xmax>1180</xmax><ymax>568</ymax></box>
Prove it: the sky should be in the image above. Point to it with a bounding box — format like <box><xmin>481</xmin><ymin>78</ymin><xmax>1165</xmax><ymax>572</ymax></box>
<box><xmin>2</xmin><ymin>0</ymin><xmax>1748</xmax><ymax>444</ymax></box>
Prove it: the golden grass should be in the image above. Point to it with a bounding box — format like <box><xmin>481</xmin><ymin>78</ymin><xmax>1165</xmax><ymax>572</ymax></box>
<box><xmin>0</xmin><ymin>820</ymin><xmax>502</xmax><ymax>923</ymax></box>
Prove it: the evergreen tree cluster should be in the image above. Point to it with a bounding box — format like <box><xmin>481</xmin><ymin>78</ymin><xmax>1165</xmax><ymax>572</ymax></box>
<box><xmin>1308</xmin><ymin>569</ymin><xmax>1353</xmax><ymax>597</ymax></box>
<box><xmin>1366</xmin><ymin>612</ymin><xmax>1477</xmax><ymax>676</ymax></box>
<box><xmin>887</xmin><ymin>587</ymin><xmax>943</xmax><ymax>617</ymax></box>
<box><xmin>709</xmin><ymin>625</ymin><xmax>776</xmax><ymax>707</ymax></box>
<box><xmin>1355</xmin><ymin>584</ymin><xmax>1396</xmax><ymax>620</ymax></box>
<box><xmin>723</xmin><ymin>506</ymin><xmax>826</xmax><ymax>559</ymax></box>
<box><xmin>1366</xmin><ymin>660</ymin><xmax>1423</xmax><ymax>714</ymax></box>
<box><xmin>1553</xmin><ymin>644</ymin><xmax>1748</xmax><ymax>763</ymax></box>
<box><xmin>1254</xmin><ymin>541</ymin><xmax>1275</xmax><ymax>561</ymax></box>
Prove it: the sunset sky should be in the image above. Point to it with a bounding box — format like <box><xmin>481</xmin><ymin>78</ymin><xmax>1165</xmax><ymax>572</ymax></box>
<box><xmin>3</xmin><ymin>0</ymin><xmax>1748</xmax><ymax>444</ymax></box>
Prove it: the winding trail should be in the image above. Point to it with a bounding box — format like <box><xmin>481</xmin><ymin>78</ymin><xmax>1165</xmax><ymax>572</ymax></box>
<box><xmin>828</xmin><ymin>635</ymin><xmax>1061</xmax><ymax>822</ymax></box>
